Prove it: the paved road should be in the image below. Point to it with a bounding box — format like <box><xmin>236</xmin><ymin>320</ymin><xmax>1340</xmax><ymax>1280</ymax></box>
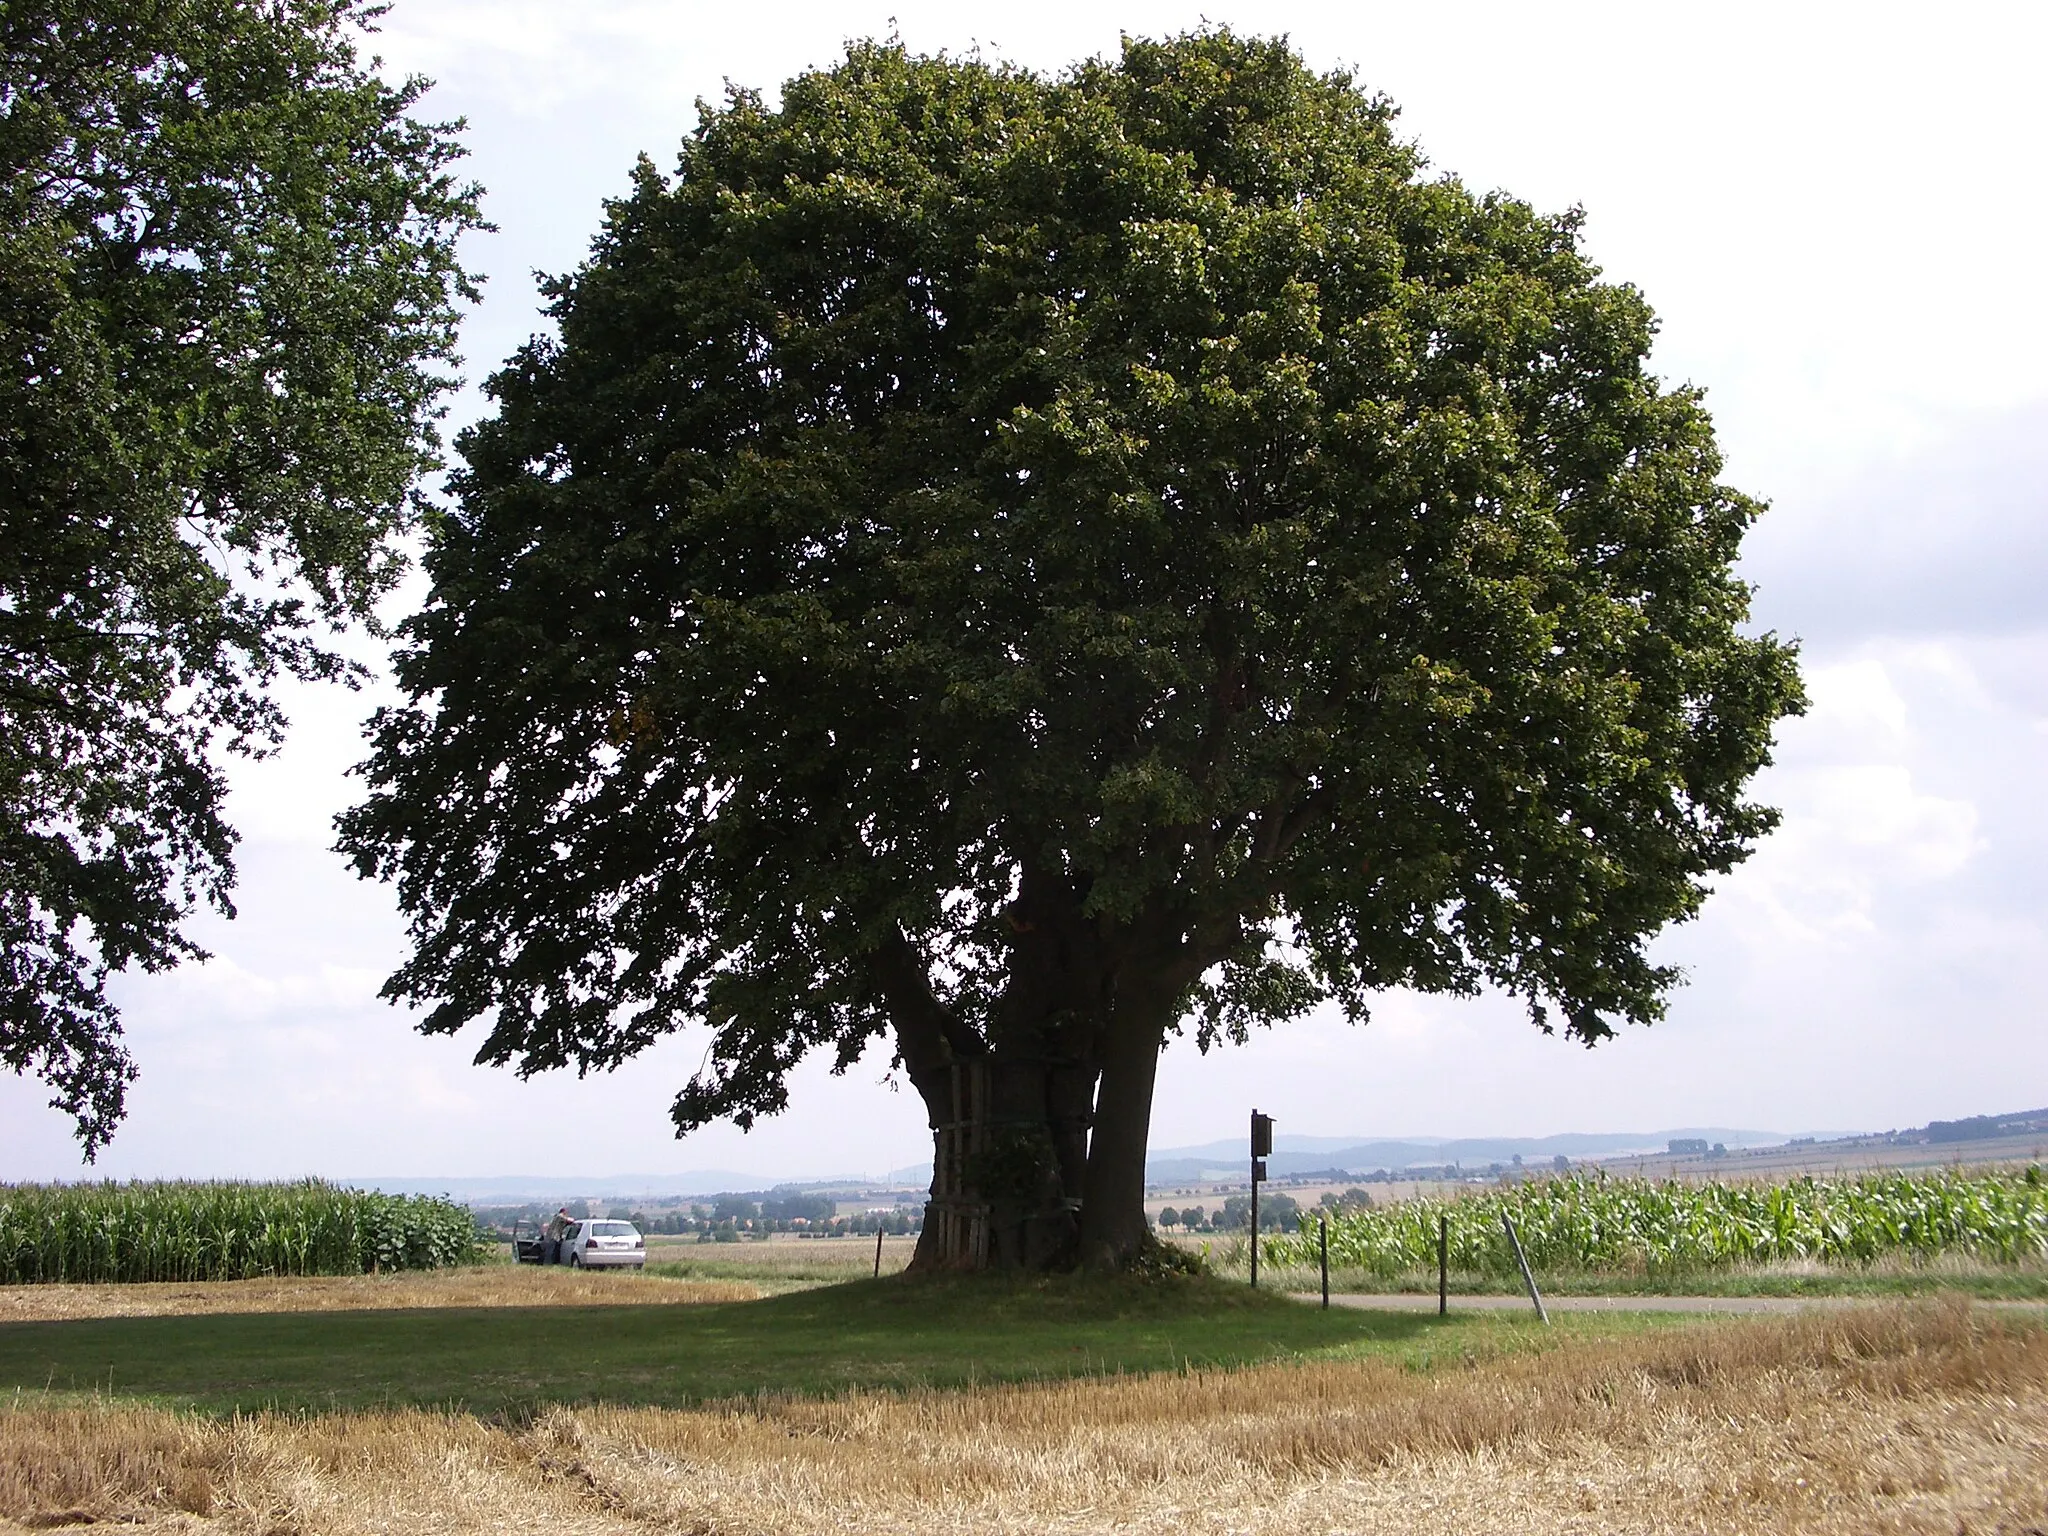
<box><xmin>1307</xmin><ymin>1292</ymin><xmax>2048</xmax><ymax>1314</ymax></box>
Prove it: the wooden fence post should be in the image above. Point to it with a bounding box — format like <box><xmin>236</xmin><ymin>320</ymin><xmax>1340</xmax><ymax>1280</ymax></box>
<box><xmin>1500</xmin><ymin>1212</ymin><xmax>1549</xmax><ymax>1324</ymax></box>
<box><xmin>1249</xmin><ymin>1183</ymin><xmax>1259</xmax><ymax>1289</ymax></box>
<box><xmin>1319</xmin><ymin>1213</ymin><xmax>1329</xmax><ymax>1308</ymax></box>
<box><xmin>1437</xmin><ymin>1213</ymin><xmax>1448</xmax><ymax>1316</ymax></box>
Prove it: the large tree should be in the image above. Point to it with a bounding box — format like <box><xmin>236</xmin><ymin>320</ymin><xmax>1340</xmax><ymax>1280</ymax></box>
<box><xmin>340</xmin><ymin>33</ymin><xmax>1802</xmax><ymax>1270</ymax></box>
<box><xmin>1</xmin><ymin>0</ymin><xmax>484</xmax><ymax>1154</ymax></box>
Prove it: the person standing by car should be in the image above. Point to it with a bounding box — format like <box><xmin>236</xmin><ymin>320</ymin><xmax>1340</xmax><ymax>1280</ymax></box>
<box><xmin>544</xmin><ymin>1207</ymin><xmax>573</xmax><ymax>1264</ymax></box>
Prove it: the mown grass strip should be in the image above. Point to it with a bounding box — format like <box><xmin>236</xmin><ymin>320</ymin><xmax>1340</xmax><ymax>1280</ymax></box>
<box><xmin>0</xmin><ymin>1273</ymin><xmax>1667</xmax><ymax>1416</ymax></box>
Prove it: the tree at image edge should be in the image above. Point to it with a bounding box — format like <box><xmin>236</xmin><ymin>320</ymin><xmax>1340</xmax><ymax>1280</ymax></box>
<box><xmin>2</xmin><ymin>0</ymin><xmax>485</xmax><ymax>1153</ymax></box>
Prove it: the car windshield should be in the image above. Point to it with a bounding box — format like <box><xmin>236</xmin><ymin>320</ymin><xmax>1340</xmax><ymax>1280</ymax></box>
<box><xmin>592</xmin><ymin>1221</ymin><xmax>636</xmax><ymax>1236</ymax></box>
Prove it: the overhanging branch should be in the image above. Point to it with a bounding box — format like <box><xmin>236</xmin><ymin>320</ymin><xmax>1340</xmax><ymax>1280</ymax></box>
<box><xmin>865</xmin><ymin>925</ymin><xmax>984</xmax><ymax>1083</ymax></box>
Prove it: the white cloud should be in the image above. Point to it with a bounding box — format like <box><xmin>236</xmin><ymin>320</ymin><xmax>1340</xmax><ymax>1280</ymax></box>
<box><xmin>1742</xmin><ymin>404</ymin><xmax>2048</xmax><ymax>645</ymax></box>
<box><xmin>1715</xmin><ymin>647</ymin><xmax>1997</xmax><ymax>943</ymax></box>
<box><xmin>1804</xmin><ymin>766</ymin><xmax>1978</xmax><ymax>880</ymax></box>
<box><xmin>1802</xmin><ymin>658</ymin><xmax>1911</xmax><ymax>747</ymax></box>
<box><xmin>1732</xmin><ymin>764</ymin><xmax>1979</xmax><ymax>940</ymax></box>
<box><xmin>145</xmin><ymin>955</ymin><xmax>388</xmax><ymax>1026</ymax></box>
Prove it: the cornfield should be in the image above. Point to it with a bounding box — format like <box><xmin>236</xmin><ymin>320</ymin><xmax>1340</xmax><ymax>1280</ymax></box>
<box><xmin>0</xmin><ymin>1181</ymin><xmax>482</xmax><ymax>1284</ymax></box>
<box><xmin>1260</xmin><ymin>1169</ymin><xmax>2048</xmax><ymax>1277</ymax></box>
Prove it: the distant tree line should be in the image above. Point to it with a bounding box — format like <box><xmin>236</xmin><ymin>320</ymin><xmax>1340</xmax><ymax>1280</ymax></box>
<box><xmin>471</xmin><ymin>1196</ymin><xmax>919</xmax><ymax>1241</ymax></box>
<box><xmin>1926</xmin><ymin>1111</ymin><xmax>2048</xmax><ymax>1145</ymax></box>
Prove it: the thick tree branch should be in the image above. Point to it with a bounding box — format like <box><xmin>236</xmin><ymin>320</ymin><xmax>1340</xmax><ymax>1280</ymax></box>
<box><xmin>866</xmin><ymin>925</ymin><xmax>984</xmax><ymax>1080</ymax></box>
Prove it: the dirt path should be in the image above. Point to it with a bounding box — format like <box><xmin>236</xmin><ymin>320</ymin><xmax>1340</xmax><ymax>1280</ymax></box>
<box><xmin>0</xmin><ymin>1268</ymin><xmax>757</xmax><ymax>1322</ymax></box>
<box><xmin>1315</xmin><ymin>1290</ymin><xmax>2048</xmax><ymax>1313</ymax></box>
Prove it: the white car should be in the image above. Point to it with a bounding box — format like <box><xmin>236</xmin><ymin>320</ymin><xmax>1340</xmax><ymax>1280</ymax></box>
<box><xmin>563</xmin><ymin>1219</ymin><xmax>647</xmax><ymax>1269</ymax></box>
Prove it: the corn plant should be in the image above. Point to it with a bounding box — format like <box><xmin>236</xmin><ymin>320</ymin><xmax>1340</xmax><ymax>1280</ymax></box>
<box><xmin>0</xmin><ymin>1181</ymin><xmax>483</xmax><ymax>1284</ymax></box>
<box><xmin>1260</xmin><ymin>1169</ymin><xmax>2048</xmax><ymax>1278</ymax></box>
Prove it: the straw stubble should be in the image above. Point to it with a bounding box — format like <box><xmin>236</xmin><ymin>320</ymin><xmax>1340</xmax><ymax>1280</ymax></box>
<box><xmin>2</xmin><ymin>1298</ymin><xmax>2043</xmax><ymax>1534</ymax></box>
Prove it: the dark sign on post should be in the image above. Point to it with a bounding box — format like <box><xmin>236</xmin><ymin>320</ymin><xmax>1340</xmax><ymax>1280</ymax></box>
<box><xmin>1250</xmin><ymin>1110</ymin><xmax>1274</xmax><ymax>1288</ymax></box>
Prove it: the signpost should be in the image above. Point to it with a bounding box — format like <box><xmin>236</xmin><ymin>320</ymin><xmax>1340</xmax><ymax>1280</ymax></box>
<box><xmin>1249</xmin><ymin>1110</ymin><xmax>1273</xmax><ymax>1288</ymax></box>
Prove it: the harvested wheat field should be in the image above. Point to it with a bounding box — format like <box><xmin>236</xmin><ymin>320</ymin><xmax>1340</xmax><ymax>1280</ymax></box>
<box><xmin>2</xmin><ymin>1298</ymin><xmax>2044</xmax><ymax>1534</ymax></box>
<box><xmin>0</xmin><ymin>1266</ymin><xmax>757</xmax><ymax>1323</ymax></box>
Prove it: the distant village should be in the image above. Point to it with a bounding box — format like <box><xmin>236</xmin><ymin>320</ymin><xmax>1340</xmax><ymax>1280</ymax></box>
<box><xmin>459</xmin><ymin>1107</ymin><xmax>2048</xmax><ymax>1242</ymax></box>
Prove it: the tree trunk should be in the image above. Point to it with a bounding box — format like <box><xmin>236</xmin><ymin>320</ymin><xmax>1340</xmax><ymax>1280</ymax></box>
<box><xmin>1075</xmin><ymin>980</ymin><xmax>1173</xmax><ymax>1270</ymax></box>
<box><xmin>907</xmin><ymin>1047</ymin><xmax>1096</xmax><ymax>1271</ymax></box>
<box><xmin>909</xmin><ymin>1056</ymin><xmax>988</xmax><ymax>1271</ymax></box>
<box><xmin>885</xmin><ymin>898</ymin><xmax>1200</xmax><ymax>1275</ymax></box>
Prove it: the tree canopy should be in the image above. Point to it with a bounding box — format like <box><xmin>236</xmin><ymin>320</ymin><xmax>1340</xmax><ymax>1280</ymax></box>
<box><xmin>1</xmin><ymin>0</ymin><xmax>484</xmax><ymax>1153</ymax></box>
<box><xmin>341</xmin><ymin>32</ymin><xmax>1802</xmax><ymax>1268</ymax></box>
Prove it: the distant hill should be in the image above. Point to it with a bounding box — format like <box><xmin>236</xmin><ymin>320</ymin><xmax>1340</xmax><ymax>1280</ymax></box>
<box><xmin>1144</xmin><ymin>1127</ymin><xmax>1786</xmax><ymax>1183</ymax></box>
<box><xmin>349</xmin><ymin>1171</ymin><xmax>905</xmax><ymax>1203</ymax></box>
<box><xmin>355</xmin><ymin>1107</ymin><xmax>2044</xmax><ymax>1207</ymax></box>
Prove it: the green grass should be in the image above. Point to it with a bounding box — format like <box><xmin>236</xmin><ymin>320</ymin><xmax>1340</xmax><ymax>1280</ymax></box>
<box><xmin>0</xmin><ymin>1273</ymin><xmax>1667</xmax><ymax>1417</ymax></box>
<box><xmin>479</xmin><ymin>1236</ymin><xmax>920</xmax><ymax>1293</ymax></box>
<box><xmin>641</xmin><ymin>1242</ymin><xmax>917</xmax><ymax>1292</ymax></box>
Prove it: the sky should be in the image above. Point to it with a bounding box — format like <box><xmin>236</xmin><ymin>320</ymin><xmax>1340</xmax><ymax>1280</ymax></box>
<box><xmin>5</xmin><ymin>0</ymin><xmax>2045</xmax><ymax>1185</ymax></box>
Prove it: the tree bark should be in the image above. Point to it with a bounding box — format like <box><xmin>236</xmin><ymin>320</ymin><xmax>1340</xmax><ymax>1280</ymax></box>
<box><xmin>908</xmin><ymin>1055</ymin><xmax>986</xmax><ymax>1271</ymax></box>
<box><xmin>866</xmin><ymin>929</ymin><xmax>987</xmax><ymax>1273</ymax></box>
<box><xmin>881</xmin><ymin>895</ymin><xmax>1206</xmax><ymax>1275</ymax></box>
<box><xmin>1075</xmin><ymin>975</ymin><xmax>1175</xmax><ymax>1270</ymax></box>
